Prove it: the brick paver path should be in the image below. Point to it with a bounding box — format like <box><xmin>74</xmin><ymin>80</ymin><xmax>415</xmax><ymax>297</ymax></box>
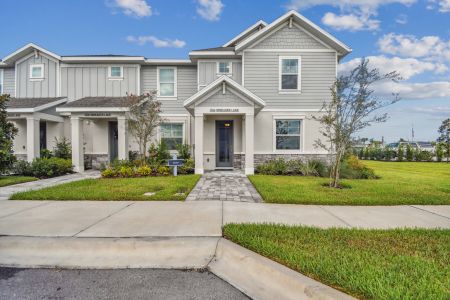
<box><xmin>186</xmin><ymin>171</ymin><xmax>262</xmax><ymax>202</ymax></box>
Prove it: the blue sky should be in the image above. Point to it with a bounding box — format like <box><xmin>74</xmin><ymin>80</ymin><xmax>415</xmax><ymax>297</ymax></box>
<box><xmin>1</xmin><ymin>0</ymin><xmax>449</xmax><ymax>142</ymax></box>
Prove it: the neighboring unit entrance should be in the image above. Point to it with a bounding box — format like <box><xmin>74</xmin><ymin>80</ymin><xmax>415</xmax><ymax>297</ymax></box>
<box><xmin>216</xmin><ymin>120</ymin><xmax>234</xmax><ymax>168</ymax></box>
<box><xmin>108</xmin><ymin>121</ymin><xmax>119</xmax><ymax>162</ymax></box>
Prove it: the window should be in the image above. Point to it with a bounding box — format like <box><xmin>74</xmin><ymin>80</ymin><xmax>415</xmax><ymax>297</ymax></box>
<box><xmin>0</xmin><ymin>69</ymin><xmax>3</xmax><ymax>94</ymax></box>
<box><xmin>157</xmin><ymin>67</ymin><xmax>177</xmax><ymax>97</ymax></box>
<box><xmin>217</xmin><ymin>62</ymin><xmax>232</xmax><ymax>75</ymax></box>
<box><xmin>275</xmin><ymin>119</ymin><xmax>301</xmax><ymax>150</ymax></box>
<box><xmin>160</xmin><ymin>123</ymin><xmax>183</xmax><ymax>150</ymax></box>
<box><xmin>279</xmin><ymin>57</ymin><xmax>301</xmax><ymax>91</ymax></box>
<box><xmin>30</xmin><ymin>64</ymin><xmax>44</xmax><ymax>79</ymax></box>
<box><xmin>108</xmin><ymin>66</ymin><xmax>123</xmax><ymax>79</ymax></box>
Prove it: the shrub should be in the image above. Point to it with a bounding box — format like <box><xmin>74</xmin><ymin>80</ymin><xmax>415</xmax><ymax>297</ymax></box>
<box><xmin>384</xmin><ymin>146</ymin><xmax>394</xmax><ymax>161</ymax></box>
<box><xmin>12</xmin><ymin>160</ymin><xmax>32</xmax><ymax>176</ymax></box>
<box><xmin>176</xmin><ymin>143</ymin><xmax>191</xmax><ymax>159</ymax></box>
<box><xmin>136</xmin><ymin>165</ymin><xmax>152</xmax><ymax>176</ymax></box>
<box><xmin>397</xmin><ymin>145</ymin><xmax>404</xmax><ymax>162</ymax></box>
<box><xmin>363</xmin><ymin>147</ymin><xmax>370</xmax><ymax>159</ymax></box>
<box><xmin>340</xmin><ymin>155</ymin><xmax>377</xmax><ymax>179</ymax></box>
<box><xmin>415</xmin><ymin>150</ymin><xmax>433</xmax><ymax>162</ymax></box>
<box><xmin>358</xmin><ymin>148</ymin><xmax>364</xmax><ymax>159</ymax></box>
<box><xmin>53</xmin><ymin>137</ymin><xmax>71</xmax><ymax>159</ymax></box>
<box><xmin>436</xmin><ymin>143</ymin><xmax>444</xmax><ymax>162</ymax></box>
<box><xmin>40</xmin><ymin>149</ymin><xmax>53</xmax><ymax>159</ymax></box>
<box><xmin>14</xmin><ymin>157</ymin><xmax>73</xmax><ymax>178</ymax></box>
<box><xmin>111</xmin><ymin>159</ymin><xmax>134</xmax><ymax>169</ymax></box>
<box><xmin>118</xmin><ymin>166</ymin><xmax>134</xmax><ymax>177</ymax></box>
<box><xmin>406</xmin><ymin>144</ymin><xmax>414</xmax><ymax>161</ymax></box>
<box><xmin>255</xmin><ymin>159</ymin><xmax>289</xmax><ymax>175</ymax></box>
<box><xmin>101</xmin><ymin>167</ymin><xmax>117</xmax><ymax>178</ymax></box>
<box><xmin>157</xmin><ymin>166</ymin><xmax>170</xmax><ymax>176</ymax></box>
<box><xmin>178</xmin><ymin>158</ymin><xmax>194</xmax><ymax>174</ymax></box>
<box><xmin>148</xmin><ymin>142</ymin><xmax>170</xmax><ymax>165</ymax></box>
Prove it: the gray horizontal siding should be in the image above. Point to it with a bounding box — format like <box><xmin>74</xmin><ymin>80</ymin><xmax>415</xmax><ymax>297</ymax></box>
<box><xmin>61</xmin><ymin>65</ymin><xmax>138</xmax><ymax>101</ymax></box>
<box><xmin>141</xmin><ymin>65</ymin><xmax>197</xmax><ymax>114</ymax></box>
<box><xmin>16</xmin><ymin>54</ymin><xmax>58</xmax><ymax>98</ymax></box>
<box><xmin>198</xmin><ymin>61</ymin><xmax>242</xmax><ymax>88</ymax></box>
<box><xmin>250</xmin><ymin>23</ymin><xmax>326</xmax><ymax>49</ymax></box>
<box><xmin>2</xmin><ymin>68</ymin><xmax>15</xmax><ymax>96</ymax></box>
<box><xmin>244</xmin><ymin>51</ymin><xmax>336</xmax><ymax>109</ymax></box>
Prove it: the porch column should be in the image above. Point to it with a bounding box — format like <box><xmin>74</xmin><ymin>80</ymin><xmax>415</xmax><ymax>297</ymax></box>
<box><xmin>245</xmin><ymin>113</ymin><xmax>254</xmax><ymax>175</ymax></box>
<box><xmin>117</xmin><ymin>116</ymin><xmax>129</xmax><ymax>160</ymax></box>
<box><xmin>194</xmin><ymin>114</ymin><xmax>204</xmax><ymax>174</ymax></box>
<box><xmin>26</xmin><ymin>116</ymin><xmax>40</xmax><ymax>162</ymax></box>
<box><xmin>71</xmin><ymin>116</ymin><xmax>84</xmax><ymax>172</ymax></box>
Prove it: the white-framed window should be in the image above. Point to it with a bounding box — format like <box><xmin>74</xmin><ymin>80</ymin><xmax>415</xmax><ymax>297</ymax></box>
<box><xmin>0</xmin><ymin>69</ymin><xmax>3</xmax><ymax>94</ymax></box>
<box><xmin>273</xmin><ymin>118</ymin><xmax>302</xmax><ymax>151</ymax></box>
<box><xmin>157</xmin><ymin>67</ymin><xmax>177</xmax><ymax>98</ymax></box>
<box><xmin>279</xmin><ymin>56</ymin><xmax>301</xmax><ymax>92</ymax></box>
<box><xmin>160</xmin><ymin>123</ymin><xmax>184</xmax><ymax>150</ymax></box>
<box><xmin>30</xmin><ymin>64</ymin><xmax>44</xmax><ymax>80</ymax></box>
<box><xmin>108</xmin><ymin>66</ymin><xmax>123</xmax><ymax>79</ymax></box>
<box><xmin>217</xmin><ymin>61</ymin><xmax>232</xmax><ymax>75</ymax></box>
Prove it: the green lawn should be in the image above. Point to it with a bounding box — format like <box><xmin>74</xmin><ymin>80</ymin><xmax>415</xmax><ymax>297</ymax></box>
<box><xmin>0</xmin><ymin>176</ymin><xmax>38</xmax><ymax>187</ymax></box>
<box><xmin>249</xmin><ymin>161</ymin><xmax>450</xmax><ymax>205</ymax></box>
<box><xmin>224</xmin><ymin>224</ymin><xmax>450</xmax><ymax>300</ymax></box>
<box><xmin>10</xmin><ymin>175</ymin><xmax>201</xmax><ymax>201</ymax></box>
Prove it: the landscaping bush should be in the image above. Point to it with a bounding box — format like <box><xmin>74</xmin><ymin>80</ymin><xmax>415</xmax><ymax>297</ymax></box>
<box><xmin>13</xmin><ymin>157</ymin><xmax>73</xmax><ymax>178</ymax></box>
<box><xmin>40</xmin><ymin>149</ymin><xmax>53</xmax><ymax>159</ymax></box>
<box><xmin>436</xmin><ymin>143</ymin><xmax>444</xmax><ymax>162</ymax></box>
<box><xmin>406</xmin><ymin>144</ymin><xmax>414</xmax><ymax>161</ymax></box>
<box><xmin>397</xmin><ymin>144</ymin><xmax>404</xmax><ymax>162</ymax></box>
<box><xmin>255</xmin><ymin>159</ymin><xmax>289</xmax><ymax>175</ymax></box>
<box><xmin>148</xmin><ymin>142</ymin><xmax>170</xmax><ymax>165</ymax></box>
<box><xmin>178</xmin><ymin>158</ymin><xmax>194</xmax><ymax>174</ymax></box>
<box><xmin>53</xmin><ymin>137</ymin><xmax>71</xmax><ymax>159</ymax></box>
<box><xmin>136</xmin><ymin>165</ymin><xmax>152</xmax><ymax>176</ymax></box>
<box><xmin>415</xmin><ymin>150</ymin><xmax>434</xmax><ymax>162</ymax></box>
<box><xmin>256</xmin><ymin>158</ymin><xmax>328</xmax><ymax>177</ymax></box>
<box><xmin>176</xmin><ymin>143</ymin><xmax>191</xmax><ymax>159</ymax></box>
<box><xmin>340</xmin><ymin>155</ymin><xmax>377</xmax><ymax>179</ymax></box>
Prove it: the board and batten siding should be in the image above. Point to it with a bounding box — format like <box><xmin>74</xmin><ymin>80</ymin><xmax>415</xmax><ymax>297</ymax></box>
<box><xmin>244</xmin><ymin>51</ymin><xmax>336</xmax><ymax>109</ymax></box>
<box><xmin>140</xmin><ymin>65</ymin><xmax>197</xmax><ymax>114</ymax></box>
<box><xmin>2</xmin><ymin>68</ymin><xmax>15</xmax><ymax>96</ymax></box>
<box><xmin>16</xmin><ymin>54</ymin><xmax>58</xmax><ymax>98</ymax></box>
<box><xmin>198</xmin><ymin>61</ymin><xmax>242</xmax><ymax>88</ymax></box>
<box><xmin>61</xmin><ymin>65</ymin><xmax>138</xmax><ymax>101</ymax></box>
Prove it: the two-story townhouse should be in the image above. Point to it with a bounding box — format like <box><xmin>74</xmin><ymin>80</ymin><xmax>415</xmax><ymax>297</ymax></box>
<box><xmin>0</xmin><ymin>10</ymin><xmax>351</xmax><ymax>175</ymax></box>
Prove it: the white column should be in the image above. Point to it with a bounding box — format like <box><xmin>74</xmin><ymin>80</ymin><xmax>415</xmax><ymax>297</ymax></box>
<box><xmin>194</xmin><ymin>114</ymin><xmax>204</xmax><ymax>174</ymax></box>
<box><xmin>117</xmin><ymin>116</ymin><xmax>129</xmax><ymax>160</ymax></box>
<box><xmin>71</xmin><ymin>116</ymin><xmax>84</xmax><ymax>173</ymax></box>
<box><xmin>26</xmin><ymin>116</ymin><xmax>40</xmax><ymax>162</ymax></box>
<box><xmin>245</xmin><ymin>113</ymin><xmax>254</xmax><ymax>175</ymax></box>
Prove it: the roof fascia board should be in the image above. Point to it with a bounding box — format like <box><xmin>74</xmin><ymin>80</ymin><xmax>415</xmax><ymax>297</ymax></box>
<box><xmin>6</xmin><ymin>98</ymin><xmax>67</xmax><ymax>113</ymax></box>
<box><xmin>3</xmin><ymin>43</ymin><xmax>61</xmax><ymax>64</ymax></box>
<box><xmin>34</xmin><ymin>98</ymin><xmax>68</xmax><ymax>112</ymax></box>
<box><xmin>61</xmin><ymin>57</ymin><xmax>145</xmax><ymax>62</ymax></box>
<box><xmin>223</xmin><ymin>20</ymin><xmax>268</xmax><ymax>47</ymax></box>
<box><xmin>145</xmin><ymin>59</ymin><xmax>193</xmax><ymax>64</ymax></box>
<box><xmin>189</xmin><ymin>51</ymin><xmax>237</xmax><ymax>56</ymax></box>
<box><xmin>56</xmin><ymin>107</ymin><xmax>129</xmax><ymax>112</ymax></box>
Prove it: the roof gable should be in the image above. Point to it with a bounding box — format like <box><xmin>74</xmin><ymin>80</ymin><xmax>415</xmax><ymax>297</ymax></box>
<box><xmin>2</xmin><ymin>43</ymin><xmax>61</xmax><ymax>65</ymax></box>
<box><xmin>235</xmin><ymin>10</ymin><xmax>351</xmax><ymax>56</ymax></box>
<box><xmin>223</xmin><ymin>20</ymin><xmax>268</xmax><ymax>47</ymax></box>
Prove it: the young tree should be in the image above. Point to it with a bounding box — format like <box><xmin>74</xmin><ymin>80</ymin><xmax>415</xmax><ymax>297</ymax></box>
<box><xmin>314</xmin><ymin>58</ymin><xmax>401</xmax><ymax>188</ymax></box>
<box><xmin>437</xmin><ymin>118</ymin><xmax>450</xmax><ymax>162</ymax></box>
<box><xmin>127</xmin><ymin>92</ymin><xmax>163</xmax><ymax>161</ymax></box>
<box><xmin>0</xmin><ymin>94</ymin><xmax>18</xmax><ymax>173</ymax></box>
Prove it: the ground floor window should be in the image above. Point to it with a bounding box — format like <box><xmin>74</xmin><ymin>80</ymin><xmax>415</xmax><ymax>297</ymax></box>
<box><xmin>275</xmin><ymin>119</ymin><xmax>301</xmax><ymax>150</ymax></box>
<box><xmin>160</xmin><ymin>123</ymin><xmax>183</xmax><ymax>150</ymax></box>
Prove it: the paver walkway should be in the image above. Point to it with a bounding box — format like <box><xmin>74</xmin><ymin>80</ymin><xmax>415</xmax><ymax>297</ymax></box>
<box><xmin>186</xmin><ymin>170</ymin><xmax>262</xmax><ymax>202</ymax></box>
<box><xmin>0</xmin><ymin>170</ymin><xmax>101</xmax><ymax>200</ymax></box>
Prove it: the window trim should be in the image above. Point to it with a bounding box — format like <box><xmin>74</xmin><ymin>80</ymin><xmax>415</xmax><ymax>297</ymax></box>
<box><xmin>29</xmin><ymin>64</ymin><xmax>44</xmax><ymax>80</ymax></box>
<box><xmin>278</xmin><ymin>56</ymin><xmax>301</xmax><ymax>93</ymax></box>
<box><xmin>157</xmin><ymin>66</ymin><xmax>177</xmax><ymax>99</ymax></box>
<box><xmin>272</xmin><ymin>116</ymin><xmax>305</xmax><ymax>153</ymax></box>
<box><xmin>216</xmin><ymin>61</ymin><xmax>233</xmax><ymax>76</ymax></box>
<box><xmin>0</xmin><ymin>69</ymin><xmax>3</xmax><ymax>94</ymax></box>
<box><xmin>159</xmin><ymin>122</ymin><xmax>185</xmax><ymax>151</ymax></box>
<box><xmin>108</xmin><ymin>66</ymin><xmax>123</xmax><ymax>80</ymax></box>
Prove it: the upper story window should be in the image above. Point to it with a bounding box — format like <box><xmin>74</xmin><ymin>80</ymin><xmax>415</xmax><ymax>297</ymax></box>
<box><xmin>108</xmin><ymin>66</ymin><xmax>123</xmax><ymax>79</ymax></box>
<box><xmin>275</xmin><ymin>119</ymin><xmax>302</xmax><ymax>151</ymax></box>
<box><xmin>217</xmin><ymin>62</ymin><xmax>232</xmax><ymax>75</ymax></box>
<box><xmin>279</xmin><ymin>56</ymin><xmax>301</xmax><ymax>92</ymax></box>
<box><xmin>30</xmin><ymin>64</ymin><xmax>44</xmax><ymax>80</ymax></box>
<box><xmin>160</xmin><ymin>123</ymin><xmax>183</xmax><ymax>150</ymax></box>
<box><xmin>0</xmin><ymin>70</ymin><xmax>3</xmax><ymax>94</ymax></box>
<box><xmin>157</xmin><ymin>67</ymin><xmax>177</xmax><ymax>98</ymax></box>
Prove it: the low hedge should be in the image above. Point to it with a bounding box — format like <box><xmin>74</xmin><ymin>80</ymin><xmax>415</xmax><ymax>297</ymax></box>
<box><xmin>13</xmin><ymin>157</ymin><xmax>73</xmax><ymax>178</ymax></box>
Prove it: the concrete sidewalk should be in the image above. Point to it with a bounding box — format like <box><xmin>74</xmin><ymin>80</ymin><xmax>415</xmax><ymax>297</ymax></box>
<box><xmin>0</xmin><ymin>201</ymin><xmax>448</xmax><ymax>237</ymax></box>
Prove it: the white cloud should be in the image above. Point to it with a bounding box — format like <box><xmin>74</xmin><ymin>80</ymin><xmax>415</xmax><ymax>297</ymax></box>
<box><xmin>126</xmin><ymin>36</ymin><xmax>186</xmax><ymax>48</ymax></box>
<box><xmin>408</xmin><ymin>106</ymin><xmax>450</xmax><ymax>117</ymax></box>
<box><xmin>378</xmin><ymin>33</ymin><xmax>450</xmax><ymax>64</ymax></box>
<box><xmin>322</xmin><ymin>12</ymin><xmax>379</xmax><ymax>31</ymax></box>
<box><xmin>427</xmin><ymin>0</ymin><xmax>450</xmax><ymax>12</ymax></box>
<box><xmin>196</xmin><ymin>0</ymin><xmax>224</xmax><ymax>21</ymax></box>
<box><xmin>374</xmin><ymin>81</ymin><xmax>450</xmax><ymax>99</ymax></box>
<box><xmin>339</xmin><ymin>56</ymin><xmax>447</xmax><ymax>80</ymax></box>
<box><xmin>285</xmin><ymin>0</ymin><xmax>416</xmax><ymax>31</ymax></box>
<box><xmin>395</xmin><ymin>14</ymin><xmax>408</xmax><ymax>24</ymax></box>
<box><xmin>109</xmin><ymin>0</ymin><xmax>152</xmax><ymax>17</ymax></box>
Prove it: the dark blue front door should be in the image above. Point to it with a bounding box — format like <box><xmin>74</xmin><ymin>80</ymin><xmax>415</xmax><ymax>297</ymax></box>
<box><xmin>216</xmin><ymin>120</ymin><xmax>234</xmax><ymax>168</ymax></box>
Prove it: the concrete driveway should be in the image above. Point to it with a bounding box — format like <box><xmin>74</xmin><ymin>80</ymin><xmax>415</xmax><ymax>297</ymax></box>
<box><xmin>0</xmin><ymin>201</ymin><xmax>449</xmax><ymax>238</ymax></box>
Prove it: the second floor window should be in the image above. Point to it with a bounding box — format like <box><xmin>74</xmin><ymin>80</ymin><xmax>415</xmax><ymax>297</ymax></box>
<box><xmin>158</xmin><ymin>67</ymin><xmax>177</xmax><ymax>97</ymax></box>
<box><xmin>279</xmin><ymin>57</ymin><xmax>301</xmax><ymax>91</ymax></box>
<box><xmin>109</xmin><ymin>66</ymin><xmax>123</xmax><ymax>79</ymax></box>
<box><xmin>30</xmin><ymin>64</ymin><xmax>44</xmax><ymax>79</ymax></box>
<box><xmin>217</xmin><ymin>62</ymin><xmax>232</xmax><ymax>75</ymax></box>
<box><xmin>160</xmin><ymin>123</ymin><xmax>183</xmax><ymax>150</ymax></box>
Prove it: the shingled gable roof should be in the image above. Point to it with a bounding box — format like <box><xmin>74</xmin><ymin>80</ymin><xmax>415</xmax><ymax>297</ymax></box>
<box><xmin>6</xmin><ymin>97</ymin><xmax>67</xmax><ymax>112</ymax></box>
<box><xmin>184</xmin><ymin>75</ymin><xmax>265</xmax><ymax>109</ymax></box>
<box><xmin>223</xmin><ymin>20</ymin><xmax>268</xmax><ymax>47</ymax></box>
<box><xmin>235</xmin><ymin>10</ymin><xmax>352</xmax><ymax>56</ymax></box>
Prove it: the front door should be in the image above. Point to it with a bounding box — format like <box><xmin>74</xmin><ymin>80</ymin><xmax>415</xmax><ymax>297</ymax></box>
<box><xmin>108</xmin><ymin>121</ymin><xmax>118</xmax><ymax>162</ymax></box>
<box><xmin>216</xmin><ymin>120</ymin><xmax>234</xmax><ymax>168</ymax></box>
